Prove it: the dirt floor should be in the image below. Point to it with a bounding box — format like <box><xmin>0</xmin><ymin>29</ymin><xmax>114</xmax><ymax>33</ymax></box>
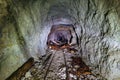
<box><xmin>20</xmin><ymin>47</ymin><xmax>101</xmax><ymax>80</ymax></box>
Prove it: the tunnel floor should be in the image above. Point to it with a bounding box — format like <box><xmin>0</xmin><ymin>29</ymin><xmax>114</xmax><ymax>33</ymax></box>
<box><xmin>20</xmin><ymin>48</ymin><xmax>101</xmax><ymax>80</ymax></box>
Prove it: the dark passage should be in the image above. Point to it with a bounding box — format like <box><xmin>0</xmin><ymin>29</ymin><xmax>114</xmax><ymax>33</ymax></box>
<box><xmin>47</xmin><ymin>24</ymin><xmax>77</xmax><ymax>51</ymax></box>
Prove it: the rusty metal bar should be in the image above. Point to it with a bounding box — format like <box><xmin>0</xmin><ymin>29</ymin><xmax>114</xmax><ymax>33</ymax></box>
<box><xmin>44</xmin><ymin>51</ymin><xmax>56</xmax><ymax>80</ymax></box>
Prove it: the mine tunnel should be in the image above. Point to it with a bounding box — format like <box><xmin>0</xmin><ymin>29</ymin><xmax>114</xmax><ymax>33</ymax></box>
<box><xmin>0</xmin><ymin>0</ymin><xmax>120</xmax><ymax>80</ymax></box>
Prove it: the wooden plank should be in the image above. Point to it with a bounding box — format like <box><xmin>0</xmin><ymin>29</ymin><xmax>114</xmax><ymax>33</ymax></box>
<box><xmin>6</xmin><ymin>57</ymin><xmax>34</xmax><ymax>80</ymax></box>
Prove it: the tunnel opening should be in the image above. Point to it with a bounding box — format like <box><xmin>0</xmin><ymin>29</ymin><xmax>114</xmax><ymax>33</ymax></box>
<box><xmin>47</xmin><ymin>24</ymin><xmax>78</xmax><ymax>51</ymax></box>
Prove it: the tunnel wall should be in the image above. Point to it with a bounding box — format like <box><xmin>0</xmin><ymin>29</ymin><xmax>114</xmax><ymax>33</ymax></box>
<box><xmin>0</xmin><ymin>0</ymin><xmax>120</xmax><ymax>80</ymax></box>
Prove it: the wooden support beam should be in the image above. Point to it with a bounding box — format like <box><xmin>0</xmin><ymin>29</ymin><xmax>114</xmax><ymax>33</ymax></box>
<box><xmin>6</xmin><ymin>57</ymin><xmax>34</xmax><ymax>80</ymax></box>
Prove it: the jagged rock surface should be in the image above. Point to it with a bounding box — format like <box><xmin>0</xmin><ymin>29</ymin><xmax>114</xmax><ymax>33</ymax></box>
<box><xmin>0</xmin><ymin>0</ymin><xmax>120</xmax><ymax>80</ymax></box>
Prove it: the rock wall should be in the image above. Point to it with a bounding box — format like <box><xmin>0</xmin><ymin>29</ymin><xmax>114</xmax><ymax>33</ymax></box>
<box><xmin>0</xmin><ymin>0</ymin><xmax>120</xmax><ymax>80</ymax></box>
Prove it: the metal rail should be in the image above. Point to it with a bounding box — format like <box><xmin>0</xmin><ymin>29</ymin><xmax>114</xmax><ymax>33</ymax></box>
<box><xmin>62</xmin><ymin>51</ymin><xmax>69</xmax><ymax>80</ymax></box>
<box><xmin>44</xmin><ymin>51</ymin><xmax>56</xmax><ymax>80</ymax></box>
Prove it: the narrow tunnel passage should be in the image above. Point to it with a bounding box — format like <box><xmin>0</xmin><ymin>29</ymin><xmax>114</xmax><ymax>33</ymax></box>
<box><xmin>6</xmin><ymin>24</ymin><xmax>100</xmax><ymax>80</ymax></box>
<box><xmin>47</xmin><ymin>24</ymin><xmax>78</xmax><ymax>51</ymax></box>
<box><xmin>0</xmin><ymin>0</ymin><xmax>120</xmax><ymax>80</ymax></box>
<box><xmin>26</xmin><ymin>23</ymin><xmax>98</xmax><ymax>80</ymax></box>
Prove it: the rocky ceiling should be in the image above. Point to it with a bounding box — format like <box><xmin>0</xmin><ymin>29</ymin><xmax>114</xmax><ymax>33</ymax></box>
<box><xmin>0</xmin><ymin>0</ymin><xmax>120</xmax><ymax>80</ymax></box>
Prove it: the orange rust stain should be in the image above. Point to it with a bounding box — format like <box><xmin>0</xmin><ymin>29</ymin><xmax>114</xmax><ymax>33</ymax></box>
<box><xmin>71</xmin><ymin>57</ymin><xmax>91</xmax><ymax>76</ymax></box>
<box><xmin>48</xmin><ymin>44</ymin><xmax>78</xmax><ymax>54</ymax></box>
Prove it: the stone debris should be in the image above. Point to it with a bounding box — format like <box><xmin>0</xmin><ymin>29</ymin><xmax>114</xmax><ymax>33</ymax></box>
<box><xmin>21</xmin><ymin>50</ymin><xmax>101</xmax><ymax>80</ymax></box>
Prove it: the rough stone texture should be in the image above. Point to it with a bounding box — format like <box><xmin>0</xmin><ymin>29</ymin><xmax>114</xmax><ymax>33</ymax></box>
<box><xmin>0</xmin><ymin>0</ymin><xmax>120</xmax><ymax>80</ymax></box>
